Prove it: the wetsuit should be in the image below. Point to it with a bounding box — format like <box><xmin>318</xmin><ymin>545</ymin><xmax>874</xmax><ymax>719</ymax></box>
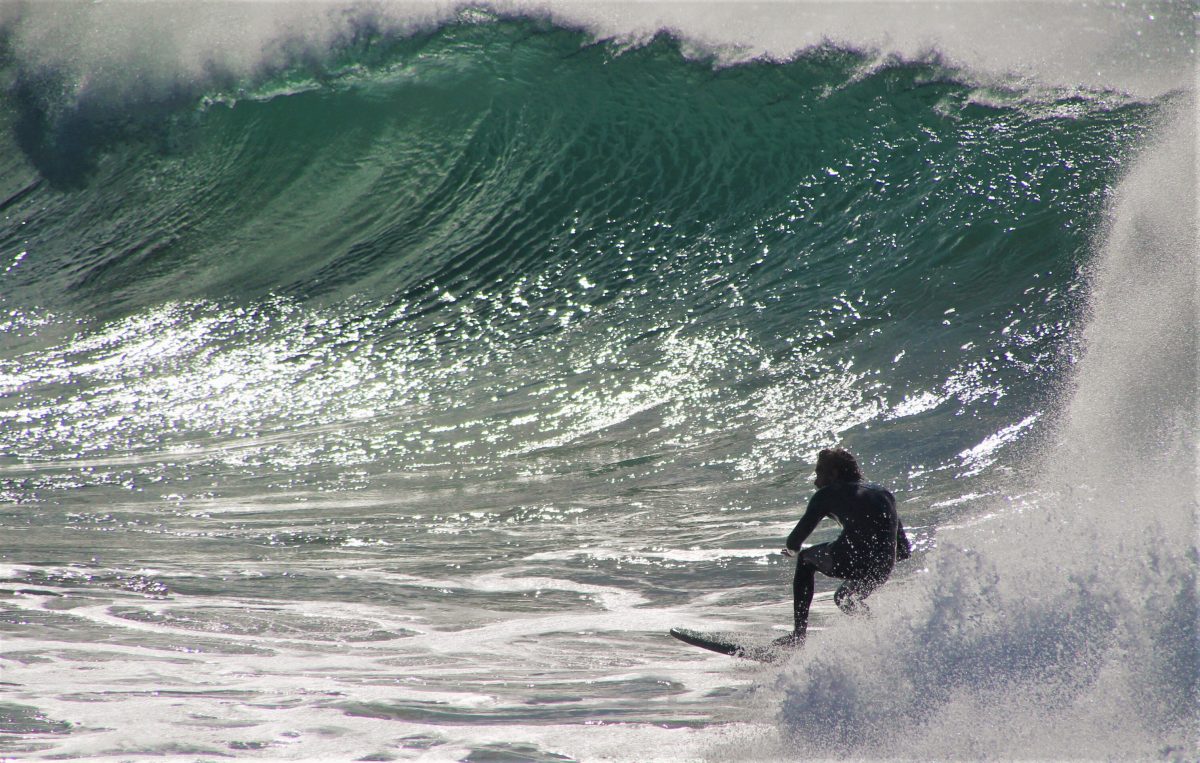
<box><xmin>784</xmin><ymin>480</ymin><xmax>911</xmax><ymax>636</ymax></box>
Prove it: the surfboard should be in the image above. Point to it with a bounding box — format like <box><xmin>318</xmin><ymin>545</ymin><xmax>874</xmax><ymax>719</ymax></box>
<box><xmin>669</xmin><ymin>627</ymin><xmax>793</xmax><ymax>663</ymax></box>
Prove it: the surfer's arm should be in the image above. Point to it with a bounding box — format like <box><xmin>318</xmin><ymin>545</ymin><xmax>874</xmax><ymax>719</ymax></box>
<box><xmin>784</xmin><ymin>493</ymin><xmax>827</xmax><ymax>553</ymax></box>
<box><xmin>896</xmin><ymin>520</ymin><xmax>912</xmax><ymax>561</ymax></box>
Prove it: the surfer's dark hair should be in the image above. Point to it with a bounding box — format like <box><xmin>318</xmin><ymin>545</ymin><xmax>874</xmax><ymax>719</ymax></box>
<box><xmin>818</xmin><ymin>447</ymin><xmax>864</xmax><ymax>482</ymax></box>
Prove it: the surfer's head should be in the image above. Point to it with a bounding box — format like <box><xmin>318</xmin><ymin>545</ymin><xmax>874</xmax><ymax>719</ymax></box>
<box><xmin>815</xmin><ymin>447</ymin><xmax>863</xmax><ymax>488</ymax></box>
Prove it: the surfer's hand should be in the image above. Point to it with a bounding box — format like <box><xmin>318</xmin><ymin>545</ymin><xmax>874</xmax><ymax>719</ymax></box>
<box><xmin>781</xmin><ymin>547</ymin><xmax>796</xmax><ymax>558</ymax></box>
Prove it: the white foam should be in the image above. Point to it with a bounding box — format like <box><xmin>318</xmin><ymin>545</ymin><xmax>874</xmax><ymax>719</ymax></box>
<box><xmin>0</xmin><ymin>1</ymin><xmax>1191</xmax><ymax>105</ymax></box>
<box><xmin>2</xmin><ymin>569</ymin><xmax>764</xmax><ymax>760</ymax></box>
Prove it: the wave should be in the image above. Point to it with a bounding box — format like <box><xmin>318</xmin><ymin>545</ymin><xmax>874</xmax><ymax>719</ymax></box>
<box><xmin>0</xmin><ymin>18</ymin><xmax>1168</xmax><ymax>476</ymax></box>
<box><xmin>0</xmin><ymin>13</ymin><xmax>1174</xmax><ymax>487</ymax></box>
<box><xmin>0</xmin><ymin>16</ymin><xmax>1160</xmax><ymax>314</ymax></box>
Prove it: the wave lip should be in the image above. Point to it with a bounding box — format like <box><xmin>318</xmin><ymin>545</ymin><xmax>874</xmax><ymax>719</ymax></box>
<box><xmin>1</xmin><ymin>1</ymin><xmax>1192</xmax><ymax>100</ymax></box>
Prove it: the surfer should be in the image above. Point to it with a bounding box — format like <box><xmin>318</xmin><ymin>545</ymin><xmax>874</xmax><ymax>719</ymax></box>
<box><xmin>777</xmin><ymin>447</ymin><xmax>911</xmax><ymax>646</ymax></box>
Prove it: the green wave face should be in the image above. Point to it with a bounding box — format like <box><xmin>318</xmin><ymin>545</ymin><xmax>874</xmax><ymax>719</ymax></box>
<box><xmin>2</xmin><ymin>19</ymin><xmax>1153</xmax><ymax>308</ymax></box>
<box><xmin>0</xmin><ymin>16</ymin><xmax>1163</xmax><ymax>483</ymax></box>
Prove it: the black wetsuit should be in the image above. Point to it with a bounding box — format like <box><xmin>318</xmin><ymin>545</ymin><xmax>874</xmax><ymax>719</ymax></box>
<box><xmin>784</xmin><ymin>480</ymin><xmax>911</xmax><ymax>635</ymax></box>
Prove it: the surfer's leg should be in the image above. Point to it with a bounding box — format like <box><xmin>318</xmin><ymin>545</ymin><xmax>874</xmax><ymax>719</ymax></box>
<box><xmin>782</xmin><ymin>544</ymin><xmax>835</xmax><ymax>644</ymax></box>
<box><xmin>789</xmin><ymin>543</ymin><xmax>835</xmax><ymax>638</ymax></box>
<box><xmin>833</xmin><ymin>580</ymin><xmax>872</xmax><ymax>615</ymax></box>
<box><xmin>791</xmin><ymin>557</ymin><xmax>818</xmax><ymax>637</ymax></box>
<box><xmin>799</xmin><ymin>543</ymin><xmax>837</xmax><ymax>576</ymax></box>
<box><xmin>833</xmin><ymin>564</ymin><xmax>890</xmax><ymax>615</ymax></box>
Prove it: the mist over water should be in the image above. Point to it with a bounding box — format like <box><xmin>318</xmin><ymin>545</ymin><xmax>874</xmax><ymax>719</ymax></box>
<box><xmin>0</xmin><ymin>2</ymin><xmax>1195</xmax><ymax>760</ymax></box>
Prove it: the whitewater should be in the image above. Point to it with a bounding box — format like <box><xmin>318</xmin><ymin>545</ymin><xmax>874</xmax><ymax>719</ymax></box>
<box><xmin>0</xmin><ymin>2</ymin><xmax>1195</xmax><ymax>761</ymax></box>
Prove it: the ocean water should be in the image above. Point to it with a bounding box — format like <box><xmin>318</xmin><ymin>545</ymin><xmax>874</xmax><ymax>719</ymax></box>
<box><xmin>0</xmin><ymin>2</ymin><xmax>1195</xmax><ymax>761</ymax></box>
